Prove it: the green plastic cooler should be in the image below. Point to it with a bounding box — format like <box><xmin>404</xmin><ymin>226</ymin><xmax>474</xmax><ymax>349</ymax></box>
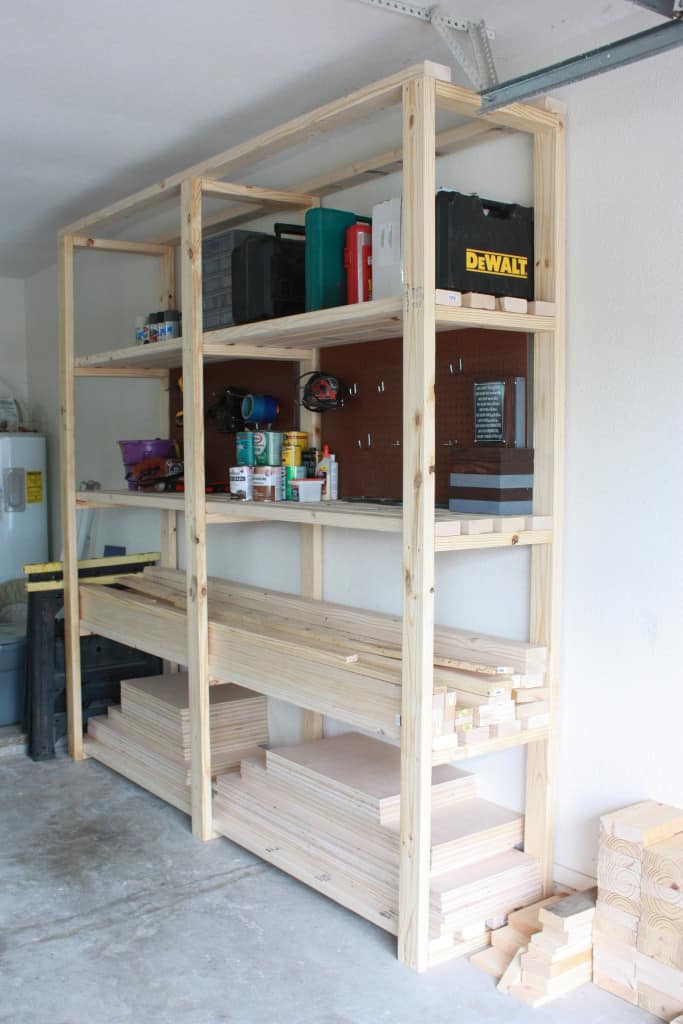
<box><xmin>305</xmin><ymin>208</ymin><xmax>370</xmax><ymax>311</ymax></box>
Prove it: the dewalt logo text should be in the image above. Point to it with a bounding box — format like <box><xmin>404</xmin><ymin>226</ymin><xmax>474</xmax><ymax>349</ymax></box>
<box><xmin>465</xmin><ymin>248</ymin><xmax>529</xmax><ymax>279</ymax></box>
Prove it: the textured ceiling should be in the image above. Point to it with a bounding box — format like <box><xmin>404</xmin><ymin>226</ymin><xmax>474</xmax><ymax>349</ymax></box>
<box><xmin>0</xmin><ymin>0</ymin><xmax>661</xmax><ymax>276</ymax></box>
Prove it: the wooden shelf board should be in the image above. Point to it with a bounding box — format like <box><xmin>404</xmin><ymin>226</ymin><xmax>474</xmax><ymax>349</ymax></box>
<box><xmin>75</xmin><ymin>490</ymin><xmax>552</xmax><ymax>548</ymax></box>
<box><xmin>73</xmin><ymin>297</ymin><xmax>556</xmax><ymax>372</ymax></box>
<box><xmin>432</xmin><ymin>726</ymin><xmax>550</xmax><ymax>766</ymax></box>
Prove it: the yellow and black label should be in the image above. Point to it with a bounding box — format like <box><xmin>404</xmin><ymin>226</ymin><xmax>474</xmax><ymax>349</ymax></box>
<box><xmin>465</xmin><ymin>248</ymin><xmax>529</xmax><ymax>279</ymax></box>
<box><xmin>26</xmin><ymin>471</ymin><xmax>43</xmax><ymax>504</ymax></box>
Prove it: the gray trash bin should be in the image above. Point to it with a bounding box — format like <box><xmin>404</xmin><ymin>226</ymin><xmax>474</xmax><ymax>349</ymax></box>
<box><xmin>0</xmin><ymin>624</ymin><xmax>26</xmax><ymax>726</ymax></box>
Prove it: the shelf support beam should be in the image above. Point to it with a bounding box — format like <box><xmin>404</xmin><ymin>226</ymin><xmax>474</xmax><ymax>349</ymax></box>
<box><xmin>398</xmin><ymin>73</ymin><xmax>437</xmax><ymax>973</ymax></box>
<box><xmin>180</xmin><ymin>177</ymin><xmax>213</xmax><ymax>841</ymax></box>
<box><xmin>59</xmin><ymin>233</ymin><xmax>84</xmax><ymax>761</ymax></box>
<box><xmin>299</xmin><ymin>350</ymin><xmax>324</xmax><ymax>742</ymax></box>
<box><xmin>525</xmin><ymin>100</ymin><xmax>566</xmax><ymax>892</ymax></box>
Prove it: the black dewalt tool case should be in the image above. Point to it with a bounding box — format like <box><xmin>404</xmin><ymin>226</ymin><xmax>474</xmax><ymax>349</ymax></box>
<box><xmin>435</xmin><ymin>191</ymin><xmax>534</xmax><ymax>299</ymax></box>
<box><xmin>232</xmin><ymin>223</ymin><xmax>306</xmax><ymax>324</ymax></box>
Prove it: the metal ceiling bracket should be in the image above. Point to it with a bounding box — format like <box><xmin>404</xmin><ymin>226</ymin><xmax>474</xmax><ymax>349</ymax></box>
<box><xmin>356</xmin><ymin>0</ymin><xmax>497</xmax><ymax>90</ymax></box>
<box><xmin>467</xmin><ymin>19</ymin><xmax>499</xmax><ymax>89</ymax></box>
<box><xmin>480</xmin><ymin>18</ymin><xmax>683</xmax><ymax>111</ymax></box>
<box><xmin>355</xmin><ymin>0</ymin><xmax>494</xmax><ymax>36</ymax></box>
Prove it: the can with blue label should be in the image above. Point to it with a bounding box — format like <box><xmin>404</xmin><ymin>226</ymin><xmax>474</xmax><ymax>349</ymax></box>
<box><xmin>236</xmin><ymin>432</ymin><xmax>255</xmax><ymax>466</ymax></box>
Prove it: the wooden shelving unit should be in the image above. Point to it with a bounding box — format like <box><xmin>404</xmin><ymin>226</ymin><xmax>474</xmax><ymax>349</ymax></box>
<box><xmin>58</xmin><ymin>60</ymin><xmax>565</xmax><ymax>973</ymax></box>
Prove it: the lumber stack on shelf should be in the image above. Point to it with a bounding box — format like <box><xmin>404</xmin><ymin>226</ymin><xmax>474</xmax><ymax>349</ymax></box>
<box><xmin>80</xmin><ymin>567</ymin><xmax>548</xmax><ymax>748</ymax></box>
<box><xmin>86</xmin><ymin>673</ymin><xmax>267</xmax><ymax>814</ymax></box>
<box><xmin>595</xmin><ymin>800</ymin><xmax>683</xmax><ymax>1021</ymax></box>
<box><xmin>212</xmin><ymin>732</ymin><xmax>542</xmax><ymax>966</ymax></box>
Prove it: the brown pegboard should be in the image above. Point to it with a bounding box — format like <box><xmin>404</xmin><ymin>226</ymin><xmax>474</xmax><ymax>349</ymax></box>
<box><xmin>320</xmin><ymin>330</ymin><xmax>530</xmax><ymax>504</ymax></box>
<box><xmin>167</xmin><ymin>330</ymin><xmax>529</xmax><ymax>502</ymax></box>
<box><xmin>169</xmin><ymin>360</ymin><xmax>299</xmax><ymax>482</ymax></box>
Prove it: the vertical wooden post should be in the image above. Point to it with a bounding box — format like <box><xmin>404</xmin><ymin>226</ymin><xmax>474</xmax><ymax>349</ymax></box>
<box><xmin>298</xmin><ymin>351</ymin><xmax>324</xmax><ymax>742</ymax></box>
<box><xmin>398</xmin><ymin>74</ymin><xmax>437</xmax><ymax>973</ymax></box>
<box><xmin>160</xmin><ymin>245</ymin><xmax>176</xmax><ymax>311</ymax></box>
<box><xmin>525</xmin><ymin>110</ymin><xmax>566</xmax><ymax>891</ymax></box>
<box><xmin>160</xmin><ymin>371</ymin><xmax>179</xmax><ymax>674</ymax></box>
<box><xmin>180</xmin><ymin>178</ymin><xmax>212</xmax><ymax>840</ymax></box>
<box><xmin>59</xmin><ymin>233</ymin><xmax>84</xmax><ymax>761</ymax></box>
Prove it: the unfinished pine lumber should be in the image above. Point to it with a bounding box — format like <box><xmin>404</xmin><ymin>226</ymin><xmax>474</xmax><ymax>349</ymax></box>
<box><xmin>595</xmin><ymin>800</ymin><xmax>683</xmax><ymax>1020</ymax></box>
<box><xmin>212</xmin><ymin>733</ymin><xmax>542</xmax><ymax>966</ymax></box>
<box><xmin>80</xmin><ymin>569</ymin><xmax>548</xmax><ymax>747</ymax></box>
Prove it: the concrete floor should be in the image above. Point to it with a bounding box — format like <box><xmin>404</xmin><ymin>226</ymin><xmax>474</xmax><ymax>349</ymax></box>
<box><xmin>0</xmin><ymin>753</ymin><xmax>660</xmax><ymax>1024</ymax></box>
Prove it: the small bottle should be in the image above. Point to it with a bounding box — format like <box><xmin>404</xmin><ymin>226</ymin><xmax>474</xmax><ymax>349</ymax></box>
<box><xmin>148</xmin><ymin>313</ymin><xmax>159</xmax><ymax>343</ymax></box>
<box><xmin>135</xmin><ymin>316</ymin><xmax>148</xmax><ymax>345</ymax></box>
<box><xmin>317</xmin><ymin>444</ymin><xmax>337</xmax><ymax>501</ymax></box>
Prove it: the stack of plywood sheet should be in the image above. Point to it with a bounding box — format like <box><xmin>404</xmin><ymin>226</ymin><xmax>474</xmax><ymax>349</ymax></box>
<box><xmin>213</xmin><ymin>732</ymin><xmax>542</xmax><ymax>967</ymax></box>
<box><xmin>86</xmin><ymin>673</ymin><xmax>268</xmax><ymax>815</ymax></box>
<box><xmin>595</xmin><ymin>800</ymin><xmax>683</xmax><ymax>1021</ymax></box>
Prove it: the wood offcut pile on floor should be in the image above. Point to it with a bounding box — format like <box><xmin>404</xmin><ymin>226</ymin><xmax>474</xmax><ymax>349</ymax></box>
<box><xmin>595</xmin><ymin>800</ymin><xmax>683</xmax><ymax>1021</ymax></box>
<box><xmin>213</xmin><ymin>732</ymin><xmax>542</xmax><ymax>969</ymax></box>
<box><xmin>79</xmin><ymin>566</ymin><xmax>548</xmax><ymax>749</ymax></box>
<box><xmin>86</xmin><ymin>673</ymin><xmax>267</xmax><ymax>814</ymax></box>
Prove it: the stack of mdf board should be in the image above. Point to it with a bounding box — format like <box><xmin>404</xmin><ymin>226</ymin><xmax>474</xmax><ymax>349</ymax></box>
<box><xmin>595</xmin><ymin>800</ymin><xmax>683</xmax><ymax>1021</ymax></box>
<box><xmin>86</xmin><ymin>673</ymin><xmax>268</xmax><ymax>815</ymax></box>
<box><xmin>213</xmin><ymin>731</ymin><xmax>542</xmax><ymax>967</ymax></box>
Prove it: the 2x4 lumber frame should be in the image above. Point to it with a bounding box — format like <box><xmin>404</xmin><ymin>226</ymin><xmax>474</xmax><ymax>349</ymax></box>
<box><xmin>60</xmin><ymin>61</ymin><xmax>451</xmax><ymax>238</ymax></box>
<box><xmin>72</xmin><ymin>236</ymin><xmax>173</xmax><ymax>257</ymax></box>
<box><xmin>398</xmin><ymin>74</ymin><xmax>437</xmax><ymax>974</ymax></box>
<box><xmin>180</xmin><ymin>178</ymin><xmax>213</xmax><ymax>841</ymax></box>
<box><xmin>58</xmin><ymin>234</ymin><xmax>84</xmax><ymax>761</ymax></box>
<box><xmin>434</xmin><ymin>80</ymin><xmax>560</xmax><ymax>135</ymax></box>
<box><xmin>524</xmin><ymin>100</ymin><xmax>566</xmax><ymax>890</ymax></box>
<box><xmin>199</xmin><ymin>178</ymin><xmax>319</xmax><ymax>210</ymax></box>
<box><xmin>298</xmin><ymin>350</ymin><xmax>324</xmax><ymax>743</ymax></box>
<box><xmin>164</xmin><ymin>121</ymin><xmax>499</xmax><ymax>246</ymax></box>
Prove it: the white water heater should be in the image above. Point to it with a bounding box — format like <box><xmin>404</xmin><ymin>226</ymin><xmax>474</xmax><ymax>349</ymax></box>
<box><xmin>0</xmin><ymin>434</ymin><xmax>48</xmax><ymax>582</ymax></box>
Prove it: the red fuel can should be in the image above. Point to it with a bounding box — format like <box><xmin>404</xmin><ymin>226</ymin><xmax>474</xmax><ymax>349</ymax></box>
<box><xmin>344</xmin><ymin>223</ymin><xmax>372</xmax><ymax>304</ymax></box>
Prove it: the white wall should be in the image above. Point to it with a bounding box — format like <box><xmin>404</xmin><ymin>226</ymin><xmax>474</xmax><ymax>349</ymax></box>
<box><xmin>0</xmin><ymin>276</ymin><xmax>28</xmax><ymax>416</ymax></box>
<box><xmin>22</xmin><ymin>51</ymin><xmax>683</xmax><ymax>881</ymax></box>
<box><xmin>553</xmin><ymin>50</ymin><xmax>683</xmax><ymax>883</ymax></box>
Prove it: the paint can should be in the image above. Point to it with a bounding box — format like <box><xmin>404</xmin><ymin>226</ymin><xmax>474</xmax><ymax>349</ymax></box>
<box><xmin>229</xmin><ymin>466</ymin><xmax>254</xmax><ymax>501</ymax></box>
<box><xmin>253</xmin><ymin>466</ymin><xmax>284</xmax><ymax>502</ymax></box>
<box><xmin>242</xmin><ymin>394</ymin><xmax>279</xmax><ymax>423</ymax></box>
<box><xmin>285</xmin><ymin>465</ymin><xmax>307</xmax><ymax>500</ymax></box>
<box><xmin>236</xmin><ymin>432</ymin><xmax>255</xmax><ymax>466</ymax></box>
<box><xmin>254</xmin><ymin>431</ymin><xmax>282</xmax><ymax>466</ymax></box>
<box><xmin>282</xmin><ymin>431</ymin><xmax>308</xmax><ymax>451</ymax></box>
<box><xmin>281</xmin><ymin>445</ymin><xmax>302</xmax><ymax>467</ymax></box>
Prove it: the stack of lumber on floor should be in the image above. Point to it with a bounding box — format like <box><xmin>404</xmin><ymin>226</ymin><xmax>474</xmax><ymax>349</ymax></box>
<box><xmin>212</xmin><ymin>732</ymin><xmax>542</xmax><ymax>966</ymax></box>
<box><xmin>510</xmin><ymin>889</ymin><xmax>596</xmax><ymax>1006</ymax></box>
<box><xmin>86</xmin><ymin>673</ymin><xmax>267</xmax><ymax>815</ymax></box>
<box><xmin>595</xmin><ymin>800</ymin><xmax>683</xmax><ymax>1021</ymax></box>
<box><xmin>80</xmin><ymin>567</ymin><xmax>548</xmax><ymax>747</ymax></box>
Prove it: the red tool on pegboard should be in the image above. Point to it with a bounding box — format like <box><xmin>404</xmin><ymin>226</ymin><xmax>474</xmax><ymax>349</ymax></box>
<box><xmin>344</xmin><ymin>223</ymin><xmax>372</xmax><ymax>304</ymax></box>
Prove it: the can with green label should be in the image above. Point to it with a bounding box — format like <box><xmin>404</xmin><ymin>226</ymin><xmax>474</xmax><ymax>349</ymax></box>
<box><xmin>285</xmin><ymin>465</ymin><xmax>307</xmax><ymax>500</ymax></box>
<box><xmin>254</xmin><ymin>431</ymin><xmax>282</xmax><ymax>466</ymax></box>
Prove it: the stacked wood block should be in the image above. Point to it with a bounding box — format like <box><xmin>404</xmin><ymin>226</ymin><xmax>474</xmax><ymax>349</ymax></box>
<box><xmin>213</xmin><ymin>732</ymin><xmax>542</xmax><ymax>967</ymax></box>
<box><xmin>86</xmin><ymin>673</ymin><xmax>268</xmax><ymax>815</ymax></box>
<box><xmin>510</xmin><ymin>889</ymin><xmax>596</xmax><ymax>1006</ymax></box>
<box><xmin>595</xmin><ymin>800</ymin><xmax>683</xmax><ymax>1021</ymax></box>
<box><xmin>431</xmin><ymin>672</ymin><xmax>550</xmax><ymax>753</ymax></box>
